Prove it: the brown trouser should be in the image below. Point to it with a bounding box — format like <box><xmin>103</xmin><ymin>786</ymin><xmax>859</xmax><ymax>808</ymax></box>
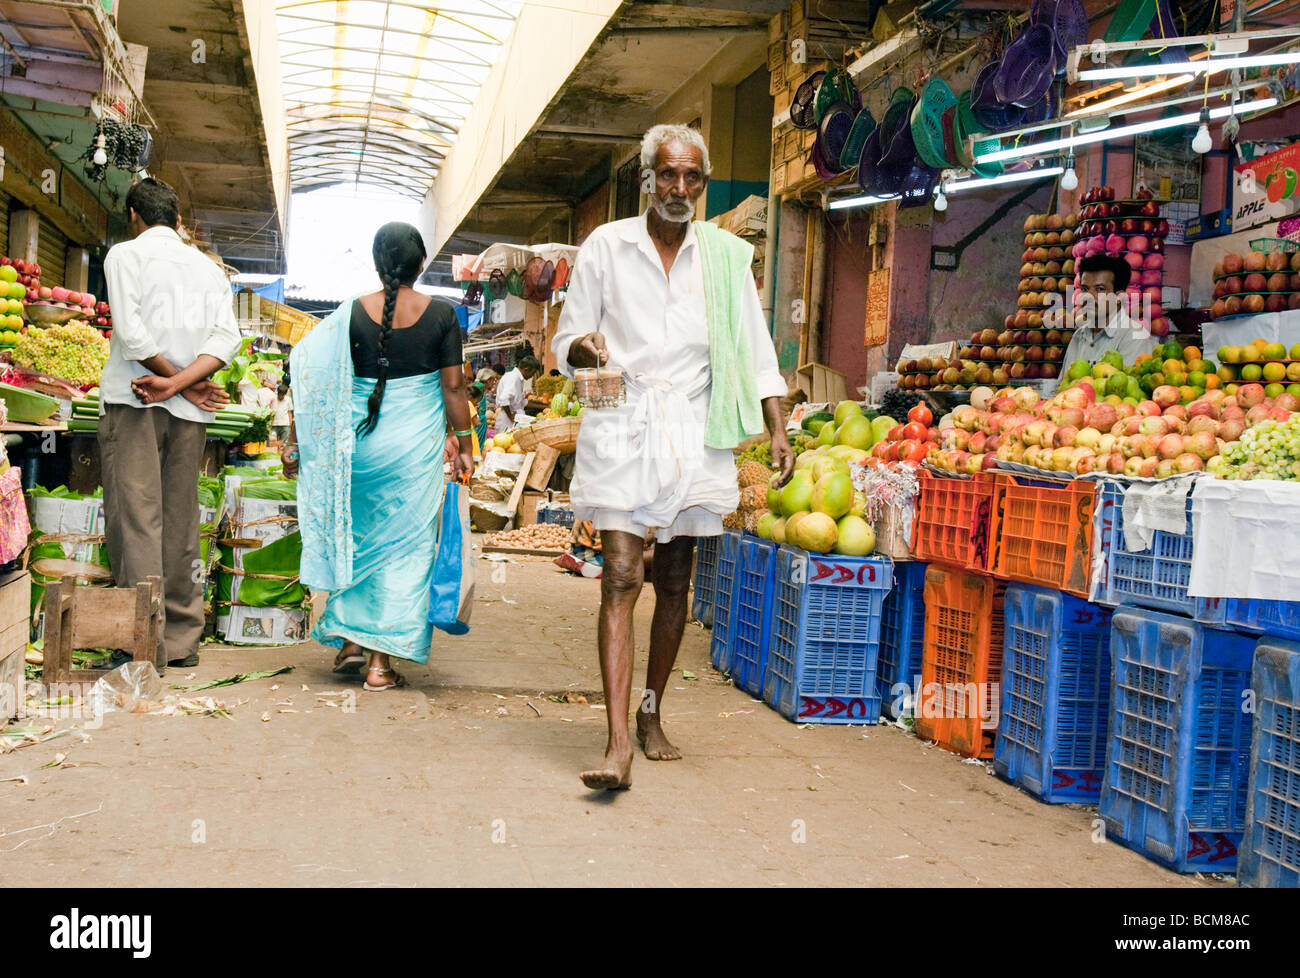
<box><xmin>99</xmin><ymin>403</ymin><xmax>207</xmax><ymax>664</ymax></box>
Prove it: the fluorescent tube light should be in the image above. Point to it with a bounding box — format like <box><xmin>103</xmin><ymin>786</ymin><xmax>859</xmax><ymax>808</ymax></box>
<box><xmin>828</xmin><ymin>193</ymin><xmax>897</xmax><ymax>211</ymax></box>
<box><xmin>975</xmin><ymin>97</ymin><xmax>1277</xmax><ymax>164</ymax></box>
<box><xmin>1065</xmin><ymin>75</ymin><xmax>1196</xmax><ymax>117</ymax></box>
<box><xmin>1079</xmin><ymin>51</ymin><xmax>1300</xmax><ymax>81</ymax></box>
<box><xmin>943</xmin><ymin>166</ymin><xmax>1064</xmax><ymax>194</ymax></box>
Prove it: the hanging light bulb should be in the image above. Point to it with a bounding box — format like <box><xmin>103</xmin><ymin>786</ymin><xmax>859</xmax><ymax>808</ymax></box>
<box><xmin>1191</xmin><ymin>107</ymin><xmax>1212</xmax><ymax>154</ymax></box>
<box><xmin>1060</xmin><ymin>155</ymin><xmax>1078</xmax><ymax>191</ymax></box>
<box><xmin>933</xmin><ymin>186</ymin><xmax>948</xmax><ymax>212</ymax></box>
<box><xmin>92</xmin><ymin>132</ymin><xmax>107</xmax><ymax>166</ymax></box>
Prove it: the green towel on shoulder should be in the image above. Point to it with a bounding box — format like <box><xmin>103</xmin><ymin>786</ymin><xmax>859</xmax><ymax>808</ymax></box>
<box><xmin>695</xmin><ymin>220</ymin><xmax>764</xmax><ymax>450</ymax></box>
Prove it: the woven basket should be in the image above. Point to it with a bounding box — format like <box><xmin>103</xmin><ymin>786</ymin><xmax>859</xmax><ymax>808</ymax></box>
<box><xmin>513</xmin><ymin>416</ymin><xmax>581</xmax><ymax>454</ymax></box>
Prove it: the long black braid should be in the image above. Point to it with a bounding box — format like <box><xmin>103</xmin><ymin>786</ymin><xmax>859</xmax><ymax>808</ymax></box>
<box><xmin>356</xmin><ymin>222</ymin><xmax>426</xmax><ymax>437</ymax></box>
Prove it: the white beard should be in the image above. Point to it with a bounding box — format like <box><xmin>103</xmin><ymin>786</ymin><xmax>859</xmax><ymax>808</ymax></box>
<box><xmin>650</xmin><ymin>196</ymin><xmax>693</xmax><ymax>223</ymax></box>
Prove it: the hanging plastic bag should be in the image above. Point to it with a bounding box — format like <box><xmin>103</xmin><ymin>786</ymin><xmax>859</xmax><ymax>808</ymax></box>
<box><xmin>428</xmin><ymin>482</ymin><xmax>474</xmax><ymax>635</ymax></box>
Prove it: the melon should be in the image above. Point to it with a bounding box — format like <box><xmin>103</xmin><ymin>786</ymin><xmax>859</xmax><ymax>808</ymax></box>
<box><xmin>795</xmin><ymin>511</ymin><xmax>838</xmax><ymax>554</ymax></box>
<box><xmin>834</xmin><ymin>515</ymin><xmax>876</xmax><ymax>556</ymax></box>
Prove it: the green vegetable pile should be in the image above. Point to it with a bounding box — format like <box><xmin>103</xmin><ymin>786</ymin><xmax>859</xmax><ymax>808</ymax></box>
<box><xmin>68</xmin><ymin>391</ymin><xmax>272</xmax><ymax>442</ymax></box>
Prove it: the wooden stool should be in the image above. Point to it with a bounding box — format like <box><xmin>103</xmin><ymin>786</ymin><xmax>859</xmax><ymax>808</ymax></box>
<box><xmin>42</xmin><ymin>575</ymin><xmax>163</xmax><ymax>686</ymax></box>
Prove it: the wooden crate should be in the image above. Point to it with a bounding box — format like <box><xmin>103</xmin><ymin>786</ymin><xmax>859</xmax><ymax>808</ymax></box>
<box><xmin>0</xmin><ymin>570</ymin><xmax>29</xmax><ymax>720</ymax></box>
<box><xmin>42</xmin><ymin>575</ymin><xmax>162</xmax><ymax>686</ymax></box>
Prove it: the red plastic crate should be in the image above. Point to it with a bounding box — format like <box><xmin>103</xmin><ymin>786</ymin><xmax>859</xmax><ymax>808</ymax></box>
<box><xmin>911</xmin><ymin>470</ymin><xmax>995</xmax><ymax>572</ymax></box>
<box><xmin>916</xmin><ymin>565</ymin><xmax>1006</xmax><ymax>758</ymax></box>
<box><xmin>988</xmin><ymin>473</ymin><xmax>1097</xmax><ymax>598</ymax></box>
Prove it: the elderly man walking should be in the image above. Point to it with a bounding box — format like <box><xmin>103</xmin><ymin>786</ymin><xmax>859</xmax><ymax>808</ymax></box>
<box><xmin>553</xmin><ymin>124</ymin><xmax>793</xmax><ymax>790</ymax></box>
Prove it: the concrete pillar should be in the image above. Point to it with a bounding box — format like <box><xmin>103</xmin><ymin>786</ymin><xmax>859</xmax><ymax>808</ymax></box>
<box><xmin>8</xmin><ymin>209</ymin><xmax>38</xmax><ymax>265</ymax></box>
<box><xmin>65</xmin><ymin>247</ymin><xmax>90</xmax><ymax>292</ymax></box>
<box><xmin>701</xmin><ymin>83</ymin><xmax>737</xmax><ymax>218</ymax></box>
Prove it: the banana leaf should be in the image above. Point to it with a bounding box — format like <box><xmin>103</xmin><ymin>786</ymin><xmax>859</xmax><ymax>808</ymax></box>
<box><xmin>198</xmin><ymin>476</ymin><xmax>222</xmax><ymax>511</ymax></box>
<box><xmin>238</xmin><ymin>478</ymin><xmax>296</xmax><ymax>501</ymax></box>
<box><xmin>231</xmin><ymin>531</ymin><xmax>305</xmax><ymax>608</ymax></box>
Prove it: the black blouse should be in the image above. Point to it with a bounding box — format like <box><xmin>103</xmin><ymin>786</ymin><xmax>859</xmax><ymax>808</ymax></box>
<box><xmin>350</xmin><ymin>297</ymin><xmax>462</xmax><ymax>378</ymax></box>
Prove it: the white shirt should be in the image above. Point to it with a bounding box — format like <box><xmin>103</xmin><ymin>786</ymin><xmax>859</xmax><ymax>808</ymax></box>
<box><xmin>552</xmin><ymin>213</ymin><xmax>786</xmax><ymax>525</ymax></box>
<box><xmin>496</xmin><ymin>367</ymin><xmax>529</xmax><ymax>428</ymax></box>
<box><xmin>101</xmin><ymin>226</ymin><xmax>242</xmax><ymax>422</ymax></box>
<box><xmin>273</xmin><ymin>389</ymin><xmax>293</xmax><ymax>427</ymax></box>
<box><xmin>1060</xmin><ymin>306</ymin><xmax>1158</xmax><ymax>386</ymax></box>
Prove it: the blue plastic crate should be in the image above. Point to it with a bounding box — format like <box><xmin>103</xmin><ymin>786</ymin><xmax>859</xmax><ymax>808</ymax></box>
<box><xmin>1198</xmin><ymin>596</ymin><xmax>1300</xmax><ymax>643</ymax></box>
<box><xmin>877</xmin><ymin>561</ymin><xmax>927</xmax><ymax>720</ymax></box>
<box><xmin>691</xmin><ymin>534</ymin><xmax>722</xmax><ymax>627</ymax></box>
<box><xmin>762</xmin><ymin>545</ymin><xmax>893</xmax><ymax>724</ymax></box>
<box><xmin>1100</xmin><ymin>607</ymin><xmax>1256</xmax><ymax>873</ymax></box>
<box><xmin>708</xmin><ymin>531</ymin><xmax>742</xmax><ymax>674</ymax></box>
<box><xmin>995</xmin><ymin>585</ymin><xmax>1114</xmax><ymax>803</ymax></box>
<box><xmin>1240</xmin><ymin>638</ymin><xmax>1300</xmax><ymax>888</ymax></box>
<box><xmin>1096</xmin><ymin>478</ymin><xmax>1198</xmax><ymax>617</ymax></box>
<box><xmin>729</xmin><ymin>537</ymin><xmax>778</xmax><ymax>696</ymax></box>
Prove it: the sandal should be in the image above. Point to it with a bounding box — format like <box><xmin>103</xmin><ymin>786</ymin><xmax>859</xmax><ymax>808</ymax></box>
<box><xmin>363</xmin><ymin>668</ymin><xmax>407</xmax><ymax>692</ymax></box>
<box><xmin>332</xmin><ymin>647</ymin><xmax>366</xmax><ymax>675</ymax></box>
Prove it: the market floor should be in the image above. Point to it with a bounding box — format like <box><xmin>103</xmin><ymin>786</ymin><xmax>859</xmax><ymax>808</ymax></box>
<box><xmin>2</xmin><ymin>548</ymin><xmax>1223</xmax><ymax>888</ymax></box>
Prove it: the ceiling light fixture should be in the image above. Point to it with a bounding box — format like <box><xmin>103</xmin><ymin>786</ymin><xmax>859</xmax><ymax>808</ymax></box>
<box><xmin>975</xmin><ymin>98</ymin><xmax>1277</xmax><ymax>165</ymax></box>
<box><xmin>1078</xmin><ymin>51</ymin><xmax>1300</xmax><ymax>81</ymax></box>
<box><xmin>942</xmin><ymin>166</ymin><xmax>1065</xmax><ymax>194</ymax></box>
<box><xmin>827</xmin><ymin>193</ymin><xmax>898</xmax><ymax>211</ymax></box>
<box><xmin>1065</xmin><ymin>74</ymin><xmax>1197</xmax><ymax>117</ymax></box>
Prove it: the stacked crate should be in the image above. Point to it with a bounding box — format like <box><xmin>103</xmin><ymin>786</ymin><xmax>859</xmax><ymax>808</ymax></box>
<box><xmin>1100</xmin><ymin>607</ymin><xmax>1255</xmax><ymax>874</ymax></box>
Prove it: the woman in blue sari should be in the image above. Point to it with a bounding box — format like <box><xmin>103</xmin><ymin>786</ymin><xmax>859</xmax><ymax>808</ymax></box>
<box><xmin>284</xmin><ymin>223</ymin><xmax>473</xmax><ymax>690</ymax></box>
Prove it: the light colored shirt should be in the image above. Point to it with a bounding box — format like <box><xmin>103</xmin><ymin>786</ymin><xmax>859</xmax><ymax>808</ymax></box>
<box><xmin>551</xmin><ymin>213</ymin><xmax>786</xmax><ymax>527</ymax></box>
<box><xmin>101</xmin><ymin>225</ymin><xmax>241</xmax><ymax>422</ymax></box>
<box><xmin>496</xmin><ymin>367</ymin><xmax>529</xmax><ymax>428</ymax></box>
<box><xmin>552</xmin><ymin>213</ymin><xmax>786</xmax><ymax>402</ymax></box>
<box><xmin>1060</xmin><ymin>306</ymin><xmax>1158</xmax><ymax>386</ymax></box>
<box><xmin>273</xmin><ymin>389</ymin><xmax>293</xmax><ymax>427</ymax></box>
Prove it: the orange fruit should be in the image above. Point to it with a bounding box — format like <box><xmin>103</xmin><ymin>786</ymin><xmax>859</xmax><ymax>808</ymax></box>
<box><xmin>1204</xmin><ymin>374</ymin><xmax>1220</xmax><ymax>389</ymax></box>
<box><xmin>1182</xmin><ymin>346</ymin><xmax>1200</xmax><ymax>363</ymax></box>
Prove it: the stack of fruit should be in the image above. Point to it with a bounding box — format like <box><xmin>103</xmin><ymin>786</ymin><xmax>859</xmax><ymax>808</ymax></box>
<box><xmin>927</xmin><ymin>385</ymin><xmax>1039</xmax><ymax>475</ymax></box>
<box><xmin>727</xmin><ymin>400</ymin><xmax>936</xmax><ymax>554</ymax></box>
<box><xmin>1061</xmin><ymin>340</ymin><xmax>1220</xmax><ymax>405</ymax></box>
<box><xmin>91</xmin><ymin>300</ymin><xmax>111</xmax><ymax>332</ymax></box>
<box><xmin>0</xmin><ymin>255</ymin><xmax>41</xmax><ymax>301</ymax></box>
<box><xmin>1214</xmin><ymin>340</ymin><xmax>1300</xmax><ymax>398</ymax></box>
<box><xmin>1072</xmin><ymin>186</ymin><xmax>1171</xmax><ymax>337</ymax></box>
<box><xmin>1208</xmin><ymin>250</ymin><xmax>1300</xmax><ymax>319</ymax></box>
<box><xmin>1018</xmin><ymin>211</ymin><xmax>1077</xmax><ymax>322</ymax></box>
<box><xmin>0</xmin><ymin>265</ymin><xmax>28</xmax><ymax>335</ymax></box>
<box><xmin>896</xmin><ymin>352</ymin><xmax>981</xmax><ymax>391</ymax></box>
<box><xmin>959</xmin><ymin>325</ymin><xmax>1070</xmax><ymax>385</ymax></box>
<box><xmin>9</xmin><ymin>321</ymin><xmax>110</xmax><ymax>387</ymax></box>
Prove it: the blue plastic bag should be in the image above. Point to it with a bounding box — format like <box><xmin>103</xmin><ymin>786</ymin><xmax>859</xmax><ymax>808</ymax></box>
<box><xmin>429</xmin><ymin>482</ymin><xmax>474</xmax><ymax>635</ymax></box>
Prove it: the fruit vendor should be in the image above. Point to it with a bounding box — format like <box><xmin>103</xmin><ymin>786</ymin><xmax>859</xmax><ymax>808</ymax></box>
<box><xmin>101</xmin><ymin>177</ymin><xmax>240</xmax><ymax>669</ymax></box>
<box><xmin>551</xmin><ymin>123</ymin><xmax>793</xmax><ymax>791</ymax></box>
<box><xmin>1059</xmin><ymin>254</ymin><xmax>1158</xmax><ymax>387</ymax></box>
<box><xmin>495</xmin><ymin>355</ymin><xmax>540</xmax><ymax>429</ymax></box>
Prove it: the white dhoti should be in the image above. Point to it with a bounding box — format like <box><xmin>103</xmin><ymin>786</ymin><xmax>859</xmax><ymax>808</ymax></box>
<box><xmin>569</xmin><ymin>374</ymin><xmax>739</xmax><ymax>543</ymax></box>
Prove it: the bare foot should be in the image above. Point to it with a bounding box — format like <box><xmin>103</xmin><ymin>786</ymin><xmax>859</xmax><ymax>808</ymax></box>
<box><xmin>580</xmin><ymin>742</ymin><xmax>633</xmax><ymax>790</ymax></box>
<box><xmin>636</xmin><ymin>712</ymin><xmax>682</xmax><ymax>761</ymax></box>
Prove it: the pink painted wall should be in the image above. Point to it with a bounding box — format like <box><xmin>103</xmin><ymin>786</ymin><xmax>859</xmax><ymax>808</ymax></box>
<box><xmin>821</xmin><ymin>209</ymin><xmax>870</xmax><ymax>392</ymax></box>
<box><xmin>927</xmin><ymin>183</ymin><xmax>1055</xmax><ymax>345</ymax></box>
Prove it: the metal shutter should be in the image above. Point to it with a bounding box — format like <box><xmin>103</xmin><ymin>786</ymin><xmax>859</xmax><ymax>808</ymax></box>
<box><xmin>37</xmin><ymin>216</ymin><xmax>66</xmax><ymax>285</ymax></box>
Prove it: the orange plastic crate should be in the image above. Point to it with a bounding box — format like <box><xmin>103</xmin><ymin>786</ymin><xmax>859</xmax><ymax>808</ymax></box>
<box><xmin>911</xmin><ymin>470</ymin><xmax>995</xmax><ymax>572</ymax></box>
<box><xmin>988</xmin><ymin>472</ymin><xmax>1097</xmax><ymax>598</ymax></box>
<box><xmin>916</xmin><ymin>565</ymin><xmax>1006</xmax><ymax>758</ymax></box>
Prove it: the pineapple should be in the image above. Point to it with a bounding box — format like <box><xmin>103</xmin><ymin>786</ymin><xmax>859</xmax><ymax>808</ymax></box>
<box><xmin>722</xmin><ymin>510</ymin><xmax>744</xmax><ymax>530</ymax></box>
<box><xmin>738</xmin><ymin>485</ymin><xmax>768</xmax><ymax>512</ymax></box>
<box><xmin>738</xmin><ymin>460</ymin><xmax>772</xmax><ymax>489</ymax></box>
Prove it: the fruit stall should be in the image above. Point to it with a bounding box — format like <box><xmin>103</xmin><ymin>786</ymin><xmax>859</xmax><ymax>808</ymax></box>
<box><xmin>693</xmin><ymin>321</ymin><xmax>1300</xmax><ymax>886</ymax></box>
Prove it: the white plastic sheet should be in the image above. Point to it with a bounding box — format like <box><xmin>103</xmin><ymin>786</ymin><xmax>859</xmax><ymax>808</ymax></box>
<box><xmin>1188</xmin><ymin>479</ymin><xmax>1300</xmax><ymax>600</ymax></box>
<box><xmin>1120</xmin><ymin>475</ymin><xmax>1196</xmax><ymax>552</ymax></box>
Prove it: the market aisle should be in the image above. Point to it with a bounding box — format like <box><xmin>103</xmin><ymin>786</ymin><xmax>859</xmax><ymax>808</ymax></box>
<box><xmin>1</xmin><ymin>551</ymin><xmax>1217</xmax><ymax>888</ymax></box>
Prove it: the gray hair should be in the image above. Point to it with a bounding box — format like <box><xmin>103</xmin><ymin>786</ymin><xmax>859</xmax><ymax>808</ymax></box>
<box><xmin>640</xmin><ymin>124</ymin><xmax>712</xmax><ymax>177</ymax></box>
